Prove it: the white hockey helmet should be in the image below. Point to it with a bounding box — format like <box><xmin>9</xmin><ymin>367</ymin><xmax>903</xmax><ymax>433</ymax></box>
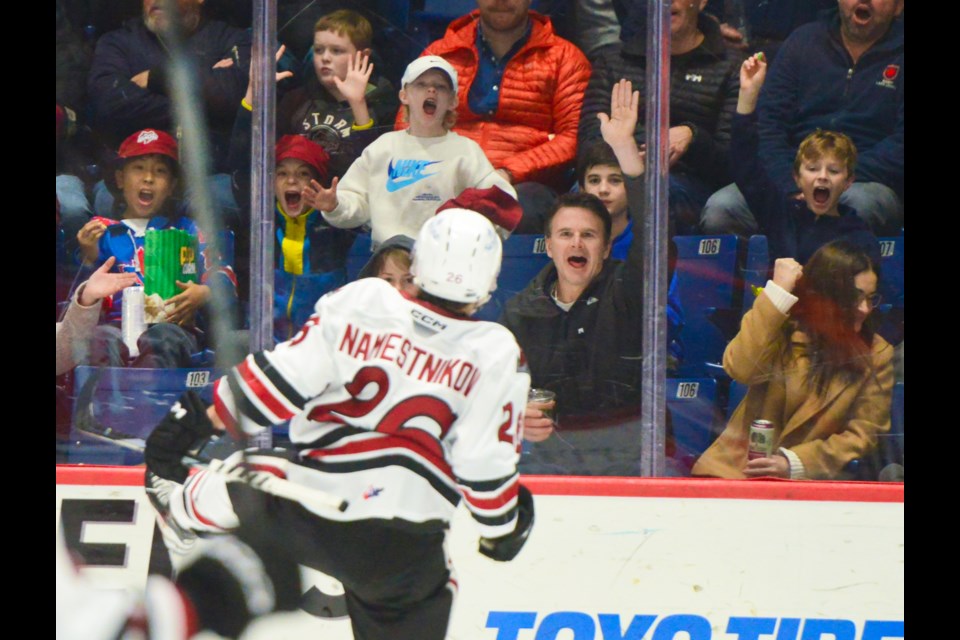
<box><xmin>411</xmin><ymin>208</ymin><xmax>502</xmax><ymax>305</ymax></box>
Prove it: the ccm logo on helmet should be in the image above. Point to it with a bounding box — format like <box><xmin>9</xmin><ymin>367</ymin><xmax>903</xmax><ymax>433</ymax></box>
<box><xmin>412</xmin><ymin>308</ymin><xmax>448</xmax><ymax>331</ymax></box>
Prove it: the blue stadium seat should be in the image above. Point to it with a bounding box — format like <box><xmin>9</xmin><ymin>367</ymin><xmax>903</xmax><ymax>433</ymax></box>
<box><xmin>346</xmin><ymin>233</ymin><xmax>374</xmax><ymax>282</ymax></box>
<box><xmin>67</xmin><ymin>365</ymin><xmax>221</xmax><ymax>464</ymax></box>
<box><xmin>672</xmin><ymin>235</ymin><xmax>740</xmax><ymax>376</ymax></box>
<box><xmin>740</xmin><ymin>235</ymin><xmax>770</xmax><ymax>317</ymax></box>
<box><xmin>880</xmin><ymin>381</ymin><xmax>904</xmax><ymax>469</ymax></box>
<box><xmin>877</xmin><ymin>235</ymin><xmax>904</xmax><ymax>308</ymax></box>
<box><xmin>666</xmin><ymin>377</ymin><xmax>720</xmax><ymax>472</ymax></box>
<box><xmin>410</xmin><ymin>0</ymin><xmax>476</xmax><ymax>46</ymax></box>
<box><xmin>474</xmin><ymin>234</ymin><xmax>551</xmax><ymax>322</ymax></box>
<box><xmin>726</xmin><ymin>379</ymin><xmax>748</xmax><ymax>422</ymax></box>
<box><xmin>875</xmin><ymin>235</ymin><xmax>904</xmax><ymax>344</ymax></box>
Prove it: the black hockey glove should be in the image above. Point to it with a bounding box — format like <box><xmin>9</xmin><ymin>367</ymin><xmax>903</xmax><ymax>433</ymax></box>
<box><xmin>176</xmin><ymin>534</ymin><xmax>302</xmax><ymax>639</ymax></box>
<box><xmin>478</xmin><ymin>484</ymin><xmax>534</xmax><ymax>562</ymax></box>
<box><xmin>144</xmin><ymin>391</ymin><xmax>214</xmax><ymax>483</ymax></box>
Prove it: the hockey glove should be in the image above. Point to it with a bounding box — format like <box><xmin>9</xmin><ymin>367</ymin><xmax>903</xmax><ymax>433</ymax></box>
<box><xmin>478</xmin><ymin>484</ymin><xmax>534</xmax><ymax>562</ymax></box>
<box><xmin>175</xmin><ymin>534</ymin><xmax>302</xmax><ymax>639</ymax></box>
<box><xmin>144</xmin><ymin>470</ymin><xmax>198</xmax><ymax>555</ymax></box>
<box><xmin>145</xmin><ymin>391</ymin><xmax>214</xmax><ymax>483</ymax></box>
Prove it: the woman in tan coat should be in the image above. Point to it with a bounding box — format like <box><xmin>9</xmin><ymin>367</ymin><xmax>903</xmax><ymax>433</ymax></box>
<box><xmin>692</xmin><ymin>240</ymin><xmax>894</xmax><ymax>479</ymax></box>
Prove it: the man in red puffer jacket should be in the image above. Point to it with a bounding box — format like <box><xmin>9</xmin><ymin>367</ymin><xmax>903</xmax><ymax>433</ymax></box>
<box><xmin>397</xmin><ymin>0</ymin><xmax>591</xmax><ymax>233</ymax></box>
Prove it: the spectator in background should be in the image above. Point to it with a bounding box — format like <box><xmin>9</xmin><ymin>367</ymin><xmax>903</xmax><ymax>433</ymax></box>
<box><xmin>701</xmin><ymin>0</ymin><xmax>835</xmax><ymax>60</ymax></box>
<box><xmin>309</xmin><ymin>56</ymin><xmax>517</xmax><ymax>248</ymax></box>
<box><xmin>579</xmin><ymin>0</ymin><xmax>741</xmax><ymax>235</ymax></box>
<box><xmin>56</xmin><ymin>257</ymin><xmax>139</xmax><ymax>376</ymax></box>
<box><xmin>692</xmin><ymin>241</ymin><xmax>894</xmax><ymax>479</ymax></box>
<box><xmin>277</xmin><ymin>10</ymin><xmax>399</xmax><ymax>180</ymax></box>
<box><xmin>701</xmin><ymin>0</ymin><xmax>903</xmax><ymax>237</ymax></box>
<box><xmin>501</xmin><ymin>80</ymin><xmax>647</xmax><ymax>475</ymax></box>
<box><xmin>56</xmin><ymin>0</ymin><xmax>95</xmax><ymax>253</ymax></box>
<box><xmin>576</xmin><ymin>137</ymin><xmax>685</xmax><ymax>372</ymax></box>
<box><xmin>398</xmin><ymin>0</ymin><xmax>592</xmax><ymax>234</ymax></box>
<box><xmin>271</xmin><ymin>135</ymin><xmax>357</xmax><ymax>341</ymax></box>
<box><xmin>729</xmin><ymin>53</ymin><xmax>879</xmax><ymax>265</ymax></box>
<box><xmin>86</xmin><ymin>0</ymin><xmax>251</xmax><ymax>176</ymax></box>
<box><xmin>357</xmin><ymin>234</ymin><xmax>419</xmax><ymax>297</ymax></box>
<box><xmin>75</xmin><ymin>129</ymin><xmax>238</xmax><ymax>368</ymax></box>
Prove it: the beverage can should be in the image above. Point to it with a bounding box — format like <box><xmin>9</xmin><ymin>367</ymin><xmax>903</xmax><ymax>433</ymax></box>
<box><xmin>748</xmin><ymin>420</ymin><xmax>776</xmax><ymax>460</ymax></box>
<box><xmin>121</xmin><ymin>286</ymin><xmax>146</xmax><ymax>358</ymax></box>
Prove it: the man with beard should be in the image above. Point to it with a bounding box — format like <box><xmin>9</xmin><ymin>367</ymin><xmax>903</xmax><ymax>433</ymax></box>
<box><xmin>701</xmin><ymin>0</ymin><xmax>904</xmax><ymax>237</ymax></box>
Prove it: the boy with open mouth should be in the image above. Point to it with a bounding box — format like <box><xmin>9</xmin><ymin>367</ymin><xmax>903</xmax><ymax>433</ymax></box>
<box><xmin>74</xmin><ymin>129</ymin><xmax>238</xmax><ymax>367</ymax></box>
<box><xmin>272</xmin><ymin>135</ymin><xmax>357</xmax><ymax>341</ymax></box>
<box><xmin>306</xmin><ymin>56</ymin><xmax>519</xmax><ymax>248</ymax></box>
<box><xmin>731</xmin><ymin>53</ymin><xmax>879</xmax><ymax>265</ymax></box>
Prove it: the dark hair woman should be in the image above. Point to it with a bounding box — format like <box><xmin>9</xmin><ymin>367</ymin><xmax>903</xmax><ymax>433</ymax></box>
<box><xmin>692</xmin><ymin>240</ymin><xmax>894</xmax><ymax>480</ymax></box>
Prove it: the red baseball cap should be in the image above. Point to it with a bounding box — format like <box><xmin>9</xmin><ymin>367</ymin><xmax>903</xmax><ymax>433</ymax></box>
<box><xmin>117</xmin><ymin>129</ymin><xmax>179</xmax><ymax>162</ymax></box>
<box><xmin>275</xmin><ymin>135</ymin><xmax>330</xmax><ymax>182</ymax></box>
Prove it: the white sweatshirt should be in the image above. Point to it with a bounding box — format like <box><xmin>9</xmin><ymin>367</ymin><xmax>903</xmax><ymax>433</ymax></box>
<box><xmin>322</xmin><ymin>130</ymin><xmax>517</xmax><ymax>247</ymax></box>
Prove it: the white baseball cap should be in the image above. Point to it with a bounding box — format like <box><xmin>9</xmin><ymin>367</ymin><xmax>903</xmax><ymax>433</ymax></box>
<box><xmin>401</xmin><ymin>55</ymin><xmax>459</xmax><ymax>95</ymax></box>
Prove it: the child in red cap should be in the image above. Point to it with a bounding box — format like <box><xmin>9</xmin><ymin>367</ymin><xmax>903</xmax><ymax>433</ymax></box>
<box><xmin>75</xmin><ymin>128</ymin><xmax>238</xmax><ymax>367</ymax></box>
<box><xmin>272</xmin><ymin>134</ymin><xmax>357</xmax><ymax>340</ymax></box>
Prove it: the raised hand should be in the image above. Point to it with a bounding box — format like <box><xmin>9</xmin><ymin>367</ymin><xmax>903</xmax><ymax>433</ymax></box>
<box><xmin>597</xmin><ymin>78</ymin><xmax>640</xmax><ymax>147</ymax></box>
<box><xmin>737</xmin><ymin>52</ymin><xmax>767</xmax><ymax>114</ymax></box>
<box><xmin>772</xmin><ymin>257</ymin><xmax>803</xmax><ymax>293</ymax></box>
<box><xmin>78</xmin><ymin>256</ymin><xmax>141</xmax><ymax>306</ymax></box>
<box><xmin>303</xmin><ymin>176</ymin><xmax>340</xmax><ymax>213</ymax></box>
<box><xmin>596</xmin><ymin>78</ymin><xmax>644</xmax><ymax>176</ymax></box>
<box><xmin>334</xmin><ymin>51</ymin><xmax>374</xmax><ymax>106</ymax></box>
<box><xmin>243</xmin><ymin>44</ymin><xmax>295</xmax><ymax>106</ymax></box>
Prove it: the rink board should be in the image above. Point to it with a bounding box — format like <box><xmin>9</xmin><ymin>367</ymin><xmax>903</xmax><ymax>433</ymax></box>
<box><xmin>56</xmin><ymin>468</ymin><xmax>904</xmax><ymax>640</ymax></box>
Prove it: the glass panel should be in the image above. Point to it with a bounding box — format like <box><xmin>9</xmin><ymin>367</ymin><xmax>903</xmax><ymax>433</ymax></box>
<box><xmin>57</xmin><ymin>1</ymin><xmax>903</xmax><ymax>484</ymax></box>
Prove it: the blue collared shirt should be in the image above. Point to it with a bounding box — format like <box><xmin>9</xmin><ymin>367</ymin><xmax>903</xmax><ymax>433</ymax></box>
<box><xmin>468</xmin><ymin>20</ymin><xmax>532</xmax><ymax>117</ymax></box>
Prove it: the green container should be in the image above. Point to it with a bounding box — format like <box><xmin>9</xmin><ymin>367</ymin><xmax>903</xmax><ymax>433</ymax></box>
<box><xmin>143</xmin><ymin>229</ymin><xmax>199</xmax><ymax>300</ymax></box>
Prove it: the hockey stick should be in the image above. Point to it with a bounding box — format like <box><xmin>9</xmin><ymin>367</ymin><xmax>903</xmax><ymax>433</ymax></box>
<box><xmin>73</xmin><ymin>368</ymin><xmax>349</xmax><ymax>513</ymax></box>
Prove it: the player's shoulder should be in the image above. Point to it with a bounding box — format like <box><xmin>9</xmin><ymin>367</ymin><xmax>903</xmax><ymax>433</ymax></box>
<box><xmin>321</xmin><ymin>277</ymin><xmax>401</xmax><ymax>311</ymax></box>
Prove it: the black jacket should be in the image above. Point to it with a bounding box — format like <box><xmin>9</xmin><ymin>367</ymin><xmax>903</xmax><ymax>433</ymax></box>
<box><xmin>87</xmin><ymin>17</ymin><xmax>251</xmax><ymax>171</ymax></box>
<box><xmin>276</xmin><ymin>73</ymin><xmax>399</xmax><ymax>179</ymax></box>
<box><xmin>732</xmin><ymin>112</ymin><xmax>880</xmax><ymax>265</ymax></box>
<box><xmin>500</xmin><ymin>225</ymin><xmax>645</xmax><ymax>421</ymax></box>
<box><xmin>578</xmin><ymin>15</ymin><xmax>741</xmax><ymax>190</ymax></box>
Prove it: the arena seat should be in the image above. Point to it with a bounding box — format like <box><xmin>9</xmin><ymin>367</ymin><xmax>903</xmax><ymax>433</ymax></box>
<box><xmin>875</xmin><ymin>235</ymin><xmax>904</xmax><ymax>345</ymax></box>
<box><xmin>666</xmin><ymin>377</ymin><xmax>720</xmax><ymax>472</ymax></box>
<box><xmin>740</xmin><ymin>234</ymin><xmax>770</xmax><ymax>317</ymax></box>
<box><xmin>474</xmin><ymin>234</ymin><xmax>551</xmax><ymax>322</ymax></box>
<box><xmin>726</xmin><ymin>379</ymin><xmax>748</xmax><ymax>422</ymax></box>
<box><xmin>346</xmin><ymin>233</ymin><xmax>374</xmax><ymax>282</ymax></box>
<box><xmin>67</xmin><ymin>365</ymin><xmax>221</xmax><ymax>464</ymax></box>
<box><xmin>672</xmin><ymin>235</ymin><xmax>740</xmax><ymax>376</ymax></box>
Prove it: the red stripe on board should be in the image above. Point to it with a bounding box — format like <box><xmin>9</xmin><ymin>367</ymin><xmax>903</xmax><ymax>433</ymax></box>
<box><xmin>56</xmin><ymin>466</ymin><xmax>904</xmax><ymax>502</ymax></box>
<box><xmin>521</xmin><ymin>476</ymin><xmax>904</xmax><ymax>503</ymax></box>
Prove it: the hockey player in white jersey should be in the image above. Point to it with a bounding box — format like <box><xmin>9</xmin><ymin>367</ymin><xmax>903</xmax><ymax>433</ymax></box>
<box><xmin>144</xmin><ymin>208</ymin><xmax>534</xmax><ymax>640</ymax></box>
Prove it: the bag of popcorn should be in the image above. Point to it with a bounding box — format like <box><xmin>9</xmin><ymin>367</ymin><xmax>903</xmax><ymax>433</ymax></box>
<box><xmin>143</xmin><ymin>228</ymin><xmax>198</xmax><ymax>323</ymax></box>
